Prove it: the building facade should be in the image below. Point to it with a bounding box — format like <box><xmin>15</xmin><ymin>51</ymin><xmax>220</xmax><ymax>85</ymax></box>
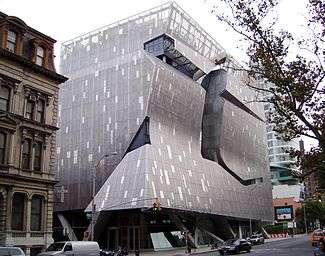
<box><xmin>0</xmin><ymin>12</ymin><xmax>67</xmax><ymax>255</ymax></box>
<box><xmin>264</xmin><ymin>102</ymin><xmax>300</xmax><ymax>186</ymax></box>
<box><xmin>55</xmin><ymin>2</ymin><xmax>272</xmax><ymax>250</ymax></box>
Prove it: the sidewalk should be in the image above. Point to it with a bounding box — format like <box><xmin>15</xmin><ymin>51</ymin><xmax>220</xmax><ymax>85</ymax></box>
<box><xmin>265</xmin><ymin>233</ymin><xmax>306</xmax><ymax>243</ymax></box>
<box><xmin>127</xmin><ymin>246</ymin><xmax>218</xmax><ymax>256</ymax></box>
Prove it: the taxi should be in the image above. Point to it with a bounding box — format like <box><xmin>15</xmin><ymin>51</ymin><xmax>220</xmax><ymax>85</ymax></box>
<box><xmin>311</xmin><ymin>229</ymin><xmax>324</xmax><ymax>246</ymax></box>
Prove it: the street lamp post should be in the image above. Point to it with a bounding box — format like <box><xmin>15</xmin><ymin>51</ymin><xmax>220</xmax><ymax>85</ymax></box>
<box><xmin>91</xmin><ymin>152</ymin><xmax>117</xmax><ymax>241</ymax></box>
<box><xmin>302</xmin><ymin>201</ymin><xmax>308</xmax><ymax>235</ymax></box>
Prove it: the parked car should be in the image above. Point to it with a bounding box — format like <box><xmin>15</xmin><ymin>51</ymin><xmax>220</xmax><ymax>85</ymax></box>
<box><xmin>99</xmin><ymin>249</ymin><xmax>115</xmax><ymax>256</ymax></box>
<box><xmin>250</xmin><ymin>234</ymin><xmax>265</xmax><ymax>245</ymax></box>
<box><xmin>218</xmin><ymin>239</ymin><xmax>251</xmax><ymax>255</ymax></box>
<box><xmin>211</xmin><ymin>240</ymin><xmax>224</xmax><ymax>250</ymax></box>
<box><xmin>0</xmin><ymin>247</ymin><xmax>25</xmax><ymax>256</ymax></box>
<box><xmin>311</xmin><ymin>229</ymin><xmax>325</xmax><ymax>247</ymax></box>
<box><xmin>38</xmin><ymin>241</ymin><xmax>100</xmax><ymax>256</ymax></box>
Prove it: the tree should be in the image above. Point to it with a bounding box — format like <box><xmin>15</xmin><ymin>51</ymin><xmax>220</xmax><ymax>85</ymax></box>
<box><xmin>212</xmin><ymin>0</ymin><xmax>324</xmax><ymax>180</ymax></box>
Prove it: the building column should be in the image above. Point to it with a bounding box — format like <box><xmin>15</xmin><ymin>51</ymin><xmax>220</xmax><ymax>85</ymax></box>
<box><xmin>238</xmin><ymin>222</ymin><xmax>243</xmax><ymax>239</ymax></box>
<box><xmin>7</xmin><ymin>133</ymin><xmax>15</xmax><ymax>166</ymax></box>
<box><xmin>25</xmin><ymin>247</ymin><xmax>31</xmax><ymax>256</ymax></box>
<box><xmin>5</xmin><ymin>189</ymin><xmax>14</xmax><ymax>245</ymax></box>
<box><xmin>44</xmin><ymin>190</ymin><xmax>54</xmax><ymax>248</ymax></box>
<box><xmin>26</xmin><ymin>197</ymin><xmax>32</xmax><ymax>235</ymax></box>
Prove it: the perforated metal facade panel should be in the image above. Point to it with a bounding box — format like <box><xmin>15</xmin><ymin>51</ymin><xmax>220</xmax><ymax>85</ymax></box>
<box><xmin>57</xmin><ymin>2</ymin><xmax>272</xmax><ymax>221</ymax></box>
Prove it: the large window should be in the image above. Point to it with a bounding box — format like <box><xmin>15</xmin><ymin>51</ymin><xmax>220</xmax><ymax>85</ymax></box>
<box><xmin>25</xmin><ymin>100</ymin><xmax>45</xmax><ymax>123</ymax></box>
<box><xmin>22</xmin><ymin>139</ymin><xmax>31</xmax><ymax>169</ymax></box>
<box><xmin>0</xmin><ymin>132</ymin><xmax>6</xmax><ymax>164</ymax></box>
<box><xmin>33</xmin><ymin>143</ymin><xmax>42</xmax><ymax>171</ymax></box>
<box><xmin>35</xmin><ymin>46</ymin><xmax>44</xmax><ymax>66</ymax></box>
<box><xmin>0</xmin><ymin>86</ymin><xmax>10</xmax><ymax>111</ymax></box>
<box><xmin>36</xmin><ymin>100</ymin><xmax>44</xmax><ymax>123</ymax></box>
<box><xmin>11</xmin><ymin>193</ymin><xmax>25</xmax><ymax>230</ymax></box>
<box><xmin>6</xmin><ymin>30</ymin><xmax>17</xmax><ymax>53</ymax></box>
<box><xmin>31</xmin><ymin>196</ymin><xmax>43</xmax><ymax>231</ymax></box>
<box><xmin>25</xmin><ymin>101</ymin><xmax>34</xmax><ymax>120</ymax></box>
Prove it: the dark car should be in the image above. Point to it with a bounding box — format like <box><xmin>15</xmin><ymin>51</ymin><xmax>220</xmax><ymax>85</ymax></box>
<box><xmin>218</xmin><ymin>239</ymin><xmax>251</xmax><ymax>255</ymax></box>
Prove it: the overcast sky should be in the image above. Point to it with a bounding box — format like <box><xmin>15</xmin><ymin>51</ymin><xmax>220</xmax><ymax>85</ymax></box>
<box><xmin>0</xmin><ymin>0</ymin><xmax>314</xmax><ymax>148</ymax></box>
<box><xmin>0</xmin><ymin>0</ymin><xmax>309</xmax><ymax>66</ymax></box>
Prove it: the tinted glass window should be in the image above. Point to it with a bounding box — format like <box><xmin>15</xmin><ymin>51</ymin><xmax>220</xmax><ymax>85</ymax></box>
<box><xmin>22</xmin><ymin>140</ymin><xmax>31</xmax><ymax>169</ymax></box>
<box><xmin>0</xmin><ymin>132</ymin><xmax>6</xmax><ymax>164</ymax></box>
<box><xmin>0</xmin><ymin>86</ymin><xmax>10</xmax><ymax>111</ymax></box>
<box><xmin>6</xmin><ymin>30</ymin><xmax>16</xmax><ymax>52</ymax></box>
<box><xmin>25</xmin><ymin>101</ymin><xmax>34</xmax><ymax>119</ymax></box>
<box><xmin>36</xmin><ymin>100</ymin><xmax>44</xmax><ymax>122</ymax></box>
<box><xmin>46</xmin><ymin>243</ymin><xmax>65</xmax><ymax>252</ymax></box>
<box><xmin>11</xmin><ymin>193</ymin><xmax>25</xmax><ymax>230</ymax></box>
<box><xmin>64</xmin><ymin>244</ymin><xmax>72</xmax><ymax>252</ymax></box>
<box><xmin>33</xmin><ymin>143</ymin><xmax>42</xmax><ymax>171</ymax></box>
<box><xmin>31</xmin><ymin>196</ymin><xmax>43</xmax><ymax>231</ymax></box>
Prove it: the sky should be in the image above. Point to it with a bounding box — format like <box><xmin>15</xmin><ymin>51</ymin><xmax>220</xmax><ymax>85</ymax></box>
<box><xmin>0</xmin><ymin>0</ymin><xmax>314</xmax><ymax>149</ymax></box>
<box><xmin>0</xmin><ymin>0</ymin><xmax>309</xmax><ymax>68</ymax></box>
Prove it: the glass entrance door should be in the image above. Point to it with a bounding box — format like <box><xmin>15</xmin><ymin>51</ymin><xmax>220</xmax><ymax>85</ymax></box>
<box><xmin>107</xmin><ymin>228</ymin><xmax>119</xmax><ymax>251</ymax></box>
<box><xmin>128</xmin><ymin>226</ymin><xmax>140</xmax><ymax>251</ymax></box>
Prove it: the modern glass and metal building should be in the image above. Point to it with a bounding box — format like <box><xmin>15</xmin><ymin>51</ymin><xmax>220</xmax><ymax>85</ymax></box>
<box><xmin>55</xmin><ymin>2</ymin><xmax>273</xmax><ymax>250</ymax></box>
<box><xmin>264</xmin><ymin>103</ymin><xmax>300</xmax><ymax>185</ymax></box>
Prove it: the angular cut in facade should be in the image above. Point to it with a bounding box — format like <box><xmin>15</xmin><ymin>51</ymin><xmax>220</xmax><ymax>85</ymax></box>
<box><xmin>55</xmin><ymin>2</ymin><xmax>272</xmax><ymax>250</ymax></box>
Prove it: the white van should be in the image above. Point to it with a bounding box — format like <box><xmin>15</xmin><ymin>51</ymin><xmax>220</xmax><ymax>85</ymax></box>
<box><xmin>38</xmin><ymin>241</ymin><xmax>100</xmax><ymax>256</ymax></box>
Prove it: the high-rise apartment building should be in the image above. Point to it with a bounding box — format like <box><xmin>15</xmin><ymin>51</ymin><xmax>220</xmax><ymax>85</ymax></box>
<box><xmin>55</xmin><ymin>2</ymin><xmax>272</xmax><ymax>251</ymax></box>
<box><xmin>0</xmin><ymin>12</ymin><xmax>67</xmax><ymax>256</ymax></box>
<box><xmin>264</xmin><ymin>102</ymin><xmax>300</xmax><ymax>185</ymax></box>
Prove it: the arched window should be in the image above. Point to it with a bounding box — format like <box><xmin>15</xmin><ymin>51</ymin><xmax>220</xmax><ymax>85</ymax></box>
<box><xmin>31</xmin><ymin>195</ymin><xmax>43</xmax><ymax>231</ymax></box>
<box><xmin>36</xmin><ymin>46</ymin><xmax>44</xmax><ymax>66</ymax></box>
<box><xmin>6</xmin><ymin>30</ymin><xmax>17</xmax><ymax>53</ymax></box>
<box><xmin>0</xmin><ymin>132</ymin><xmax>6</xmax><ymax>164</ymax></box>
<box><xmin>0</xmin><ymin>86</ymin><xmax>10</xmax><ymax>111</ymax></box>
<box><xmin>11</xmin><ymin>193</ymin><xmax>25</xmax><ymax>230</ymax></box>
<box><xmin>22</xmin><ymin>139</ymin><xmax>31</xmax><ymax>169</ymax></box>
<box><xmin>33</xmin><ymin>142</ymin><xmax>42</xmax><ymax>171</ymax></box>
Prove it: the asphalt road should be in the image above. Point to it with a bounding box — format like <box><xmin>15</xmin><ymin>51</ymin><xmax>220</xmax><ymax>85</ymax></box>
<box><xmin>248</xmin><ymin>235</ymin><xmax>313</xmax><ymax>256</ymax></box>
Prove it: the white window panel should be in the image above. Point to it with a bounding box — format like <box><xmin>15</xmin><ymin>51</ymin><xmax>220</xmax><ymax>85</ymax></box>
<box><xmin>152</xmin><ymin>181</ymin><xmax>157</xmax><ymax>198</ymax></box>
<box><xmin>178</xmin><ymin>186</ymin><xmax>184</xmax><ymax>201</ymax></box>
<box><xmin>164</xmin><ymin>170</ymin><xmax>170</xmax><ymax>185</ymax></box>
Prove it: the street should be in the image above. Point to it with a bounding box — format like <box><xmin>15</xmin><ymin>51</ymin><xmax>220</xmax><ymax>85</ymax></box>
<box><xmin>249</xmin><ymin>235</ymin><xmax>313</xmax><ymax>256</ymax></box>
<box><xmin>132</xmin><ymin>235</ymin><xmax>314</xmax><ymax>255</ymax></box>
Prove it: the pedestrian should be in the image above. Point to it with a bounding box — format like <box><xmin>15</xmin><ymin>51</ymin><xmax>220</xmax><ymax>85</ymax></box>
<box><xmin>314</xmin><ymin>238</ymin><xmax>325</xmax><ymax>256</ymax></box>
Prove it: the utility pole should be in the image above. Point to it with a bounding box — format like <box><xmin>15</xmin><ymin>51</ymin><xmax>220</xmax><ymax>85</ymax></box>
<box><xmin>303</xmin><ymin>203</ymin><xmax>308</xmax><ymax>235</ymax></box>
<box><xmin>249</xmin><ymin>218</ymin><xmax>252</xmax><ymax>237</ymax></box>
<box><xmin>91</xmin><ymin>152</ymin><xmax>117</xmax><ymax>241</ymax></box>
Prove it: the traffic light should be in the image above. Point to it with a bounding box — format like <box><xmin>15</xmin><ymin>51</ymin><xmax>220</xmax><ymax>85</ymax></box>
<box><xmin>153</xmin><ymin>199</ymin><xmax>161</xmax><ymax>211</ymax></box>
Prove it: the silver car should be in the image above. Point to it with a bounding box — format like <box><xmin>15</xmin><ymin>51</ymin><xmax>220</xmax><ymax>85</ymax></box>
<box><xmin>250</xmin><ymin>234</ymin><xmax>265</xmax><ymax>245</ymax></box>
<box><xmin>0</xmin><ymin>247</ymin><xmax>25</xmax><ymax>256</ymax></box>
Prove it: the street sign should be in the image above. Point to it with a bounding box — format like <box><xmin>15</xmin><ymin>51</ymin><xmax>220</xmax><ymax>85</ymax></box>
<box><xmin>287</xmin><ymin>222</ymin><xmax>293</xmax><ymax>228</ymax></box>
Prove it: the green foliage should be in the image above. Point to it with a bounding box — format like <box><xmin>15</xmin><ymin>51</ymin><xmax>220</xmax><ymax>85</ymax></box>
<box><xmin>295</xmin><ymin>201</ymin><xmax>325</xmax><ymax>230</ymax></box>
<box><xmin>264</xmin><ymin>223</ymin><xmax>286</xmax><ymax>234</ymax></box>
<box><xmin>213</xmin><ymin>0</ymin><xmax>324</xmax><ymax>182</ymax></box>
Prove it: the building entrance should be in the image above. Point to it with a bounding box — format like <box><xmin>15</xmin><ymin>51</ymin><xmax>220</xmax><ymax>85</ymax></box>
<box><xmin>128</xmin><ymin>226</ymin><xmax>140</xmax><ymax>251</ymax></box>
<box><xmin>107</xmin><ymin>228</ymin><xmax>119</xmax><ymax>251</ymax></box>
